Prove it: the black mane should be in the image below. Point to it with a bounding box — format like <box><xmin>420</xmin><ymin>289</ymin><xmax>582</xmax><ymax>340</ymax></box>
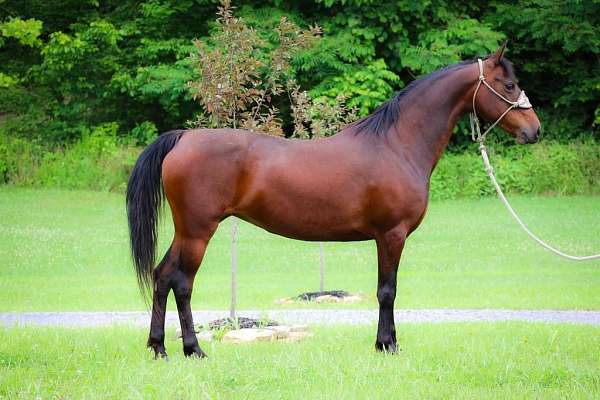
<box><xmin>351</xmin><ymin>56</ymin><xmax>515</xmax><ymax>135</ymax></box>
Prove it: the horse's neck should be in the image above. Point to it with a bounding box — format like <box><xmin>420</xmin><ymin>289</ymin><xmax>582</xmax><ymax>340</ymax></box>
<box><xmin>392</xmin><ymin>66</ymin><xmax>475</xmax><ymax>177</ymax></box>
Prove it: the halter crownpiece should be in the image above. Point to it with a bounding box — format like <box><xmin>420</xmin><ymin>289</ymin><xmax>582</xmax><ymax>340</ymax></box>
<box><xmin>471</xmin><ymin>58</ymin><xmax>532</xmax><ymax>142</ymax></box>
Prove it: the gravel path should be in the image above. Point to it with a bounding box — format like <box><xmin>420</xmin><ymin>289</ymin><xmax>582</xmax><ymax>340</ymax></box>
<box><xmin>2</xmin><ymin>309</ymin><xmax>600</xmax><ymax>327</ymax></box>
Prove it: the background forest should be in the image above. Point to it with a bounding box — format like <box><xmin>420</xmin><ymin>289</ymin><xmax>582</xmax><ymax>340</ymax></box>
<box><xmin>0</xmin><ymin>0</ymin><xmax>598</xmax><ymax>197</ymax></box>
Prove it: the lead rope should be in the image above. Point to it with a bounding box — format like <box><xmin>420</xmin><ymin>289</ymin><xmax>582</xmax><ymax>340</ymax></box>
<box><xmin>471</xmin><ymin>59</ymin><xmax>600</xmax><ymax>261</ymax></box>
<box><xmin>476</xmin><ymin>137</ymin><xmax>600</xmax><ymax>261</ymax></box>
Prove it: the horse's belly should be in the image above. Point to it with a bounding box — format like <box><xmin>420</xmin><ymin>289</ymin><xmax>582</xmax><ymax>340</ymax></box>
<box><xmin>237</xmin><ymin>211</ymin><xmax>371</xmax><ymax>242</ymax></box>
<box><xmin>234</xmin><ymin>187</ymin><xmax>371</xmax><ymax>241</ymax></box>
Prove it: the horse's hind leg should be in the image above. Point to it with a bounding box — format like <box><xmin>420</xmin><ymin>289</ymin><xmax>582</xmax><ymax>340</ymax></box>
<box><xmin>147</xmin><ymin>247</ymin><xmax>175</xmax><ymax>359</ymax></box>
<box><xmin>170</xmin><ymin>236</ymin><xmax>211</xmax><ymax>357</ymax></box>
<box><xmin>147</xmin><ymin>235</ymin><xmax>211</xmax><ymax>359</ymax></box>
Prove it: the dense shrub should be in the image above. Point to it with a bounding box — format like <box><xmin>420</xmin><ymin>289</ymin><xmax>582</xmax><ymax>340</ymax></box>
<box><xmin>430</xmin><ymin>142</ymin><xmax>600</xmax><ymax>200</ymax></box>
<box><xmin>0</xmin><ymin>123</ymin><xmax>138</xmax><ymax>191</ymax></box>
<box><xmin>1</xmin><ymin>130</ymin><xmax>598</xmax><ymax>198</ymax></box>
<box><xmin>34</xmin><ymin>123</ymin><xmax>138</xmax><ymax>191</ymax></box>
<box><xmin>0</xmin><ymin>134</ymin><xmax>44</xmax><ymax>185</ymax></box>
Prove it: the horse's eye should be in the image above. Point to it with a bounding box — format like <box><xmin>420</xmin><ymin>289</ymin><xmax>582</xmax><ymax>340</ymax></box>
<box><xmin>505</xmin><ymin>82</ymin><xmax>515</xmax><ymax>91</ymax></box>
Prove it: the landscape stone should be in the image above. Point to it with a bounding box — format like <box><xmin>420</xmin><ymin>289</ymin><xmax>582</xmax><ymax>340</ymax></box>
<box><xmin>265</xmin><ymin>325</ymin><xmax>291</xmax><ymax>339</ymax></box>
<box><xmin>315</xmin><ymin>295</ymin><xmax>341</xmax><ymax>303</ymax></box>
<box><xmin>289</xmin><ymin>324</ymin><xmax>308</xmax><ymax>332</ymax></box>
<box><xmin>285</xmin><ymin>331</ymin><xmax>313</xmax><ymax>342</ymax></box>
<box><xmin>196</xmin><ymin>330</ymin><xmax>214</xmax><ymax>342</ymax></box>
<box><xmin>222</xmin><ymin>328</ymin><xmax>276</xmax><ymax>343</ymax></box>
<box><xmin>275</xmin><ymin>297</ymin><xmax>295</xmax><ymax>305</ymax></box>
<box><xmin>342</xmin><ymin>295</ymin><xmax>362</xmax><ymax>304</ymax></box>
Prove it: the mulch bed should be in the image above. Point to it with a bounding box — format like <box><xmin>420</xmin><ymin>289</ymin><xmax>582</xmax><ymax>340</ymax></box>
<box><xmin>205</xmin><ymin>316</ymin><xmax>279</xmax><ymax>330</ymax></box>
<box><xmin>296</xmin><ymin>290</ymin><xmax>350</xmax><ymax>301</ymax></box>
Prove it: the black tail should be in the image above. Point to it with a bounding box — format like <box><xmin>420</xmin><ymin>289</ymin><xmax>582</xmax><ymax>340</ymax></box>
<box><xmin>126</xmin><ymin>130</ymin><xmax>185</xmax><ymax>299</ymax></box>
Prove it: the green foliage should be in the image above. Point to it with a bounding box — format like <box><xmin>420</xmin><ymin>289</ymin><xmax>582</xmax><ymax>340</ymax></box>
<box><xmin>130</xmin><ymin>121</ymin><xmax>158</xmax><ymax>145</ymax></box>
<box><xmin>1</xmin><ymin>0</ymin><xmax>598</xmax><ymax>143</ymax></box>
<box><xmin>311</xmin><ymin>59</ymin><xmax>400</xmax><ymax>115</ymax></box>
<box><xmin>0</xmin><ymin>17</ymin><xmax>42</xmax><ymax>47</ymax></box>
<box><xmin>0</xmin><ymin>72</ymin><xmax>17</xmax><ymax>88</ymax></box>
<box><xmin>32</xmin><ymin>21</ymin><xmax>123</xmax><ymax>139</ymax></box>
<box><xmin>486</xmin><ymin>0</ymin><xmax>600</xmax><ymax>138</ymax></box>
<box><xmin>400</xmin><ymin>18</ymin><xmax>504</xmax><ymax>74</ymax></box>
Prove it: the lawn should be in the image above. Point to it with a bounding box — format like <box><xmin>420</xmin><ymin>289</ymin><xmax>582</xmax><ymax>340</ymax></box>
<box><xmin>1</xmin><ymin>323</ymin><xmax>599</xmax><ymax>399</ymax></box>
<box><xmin>0</xmin><ymin>187</ymin><xmax>599</xmax><ymax>311</ymax></box>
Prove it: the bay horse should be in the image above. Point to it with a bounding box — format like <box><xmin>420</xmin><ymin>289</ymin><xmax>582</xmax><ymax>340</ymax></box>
<box><xmin>127</xmin><ymin>44</ymin><xmax>541</xmax><ymax>359</ymax></box>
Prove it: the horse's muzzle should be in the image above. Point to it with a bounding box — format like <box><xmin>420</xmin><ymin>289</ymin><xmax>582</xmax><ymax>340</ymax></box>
<box><xmin>519</xmin><ymin>126</ymin><xmax>540</xmax><ymax>144</ymax></box>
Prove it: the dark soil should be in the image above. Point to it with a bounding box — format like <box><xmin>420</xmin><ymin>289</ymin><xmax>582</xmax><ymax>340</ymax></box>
<box><xmin>205</xmin><ymin>316</ymin><xmax>279</xmax><ymax>330</ymax></box>
<box><xmin>296</xmin><ymin>290</ymin><xmax>350</xmax><ymax>301</ymax></box>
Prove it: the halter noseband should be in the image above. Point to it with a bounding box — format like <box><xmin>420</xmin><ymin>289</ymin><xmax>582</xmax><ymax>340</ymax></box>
<box><xmin>470</xmin><ymin>58</ymin><xmax>532</xmax><ymax>142</ymax></box>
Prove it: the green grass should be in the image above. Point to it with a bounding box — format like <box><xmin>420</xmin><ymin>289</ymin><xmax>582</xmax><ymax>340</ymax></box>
<box><xmin>0</xmin><ymin>187</ymin><xmax>599</xmax><ymax>311</ymax></box>
<box><xmin>1</xmin><ymin>324</ymin><xmax>599</xmax><ymax>399</ymax></box>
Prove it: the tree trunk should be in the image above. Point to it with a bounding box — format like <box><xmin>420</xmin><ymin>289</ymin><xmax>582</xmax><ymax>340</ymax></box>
<box><xmin>230</xmin><ymin>217</ymin><xmax>238</xmax><ymax>319</ymax></box>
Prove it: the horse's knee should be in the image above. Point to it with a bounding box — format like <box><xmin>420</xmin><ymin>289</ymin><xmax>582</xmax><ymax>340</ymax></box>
<box><xmin>377</xmin><ymin>285</ymin><xmax>396</xmax><ymax>307</ymax></box>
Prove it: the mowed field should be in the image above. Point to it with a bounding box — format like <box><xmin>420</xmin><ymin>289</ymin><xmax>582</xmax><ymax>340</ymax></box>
<box><xmin>0</xmin><ymin>188</ymin><xmax>599</xmax><ymax>311</ymax></box>
<box><xmin>1</xmin><ymin>188</ymin><xmax>600</xmax><ymax>399</ymax></box>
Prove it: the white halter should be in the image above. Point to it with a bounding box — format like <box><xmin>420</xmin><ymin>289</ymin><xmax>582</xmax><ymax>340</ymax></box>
<box><xmin>470</xmin><ymin>58</ymin><xmax>532</xmax><ymax>142</ymax></box>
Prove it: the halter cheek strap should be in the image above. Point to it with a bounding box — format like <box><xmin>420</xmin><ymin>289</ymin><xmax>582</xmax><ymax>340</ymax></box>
<box><xmin>470</xmin><ymin>58</ymin><xmax>532</xmax><ymax>142</ymax></box>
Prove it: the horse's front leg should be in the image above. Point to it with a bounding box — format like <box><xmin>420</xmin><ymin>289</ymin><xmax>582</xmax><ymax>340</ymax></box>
<box><xmin>375</xmin><ymin>227</ymin><xmax>406</xmax><ymax>353</ymax></box>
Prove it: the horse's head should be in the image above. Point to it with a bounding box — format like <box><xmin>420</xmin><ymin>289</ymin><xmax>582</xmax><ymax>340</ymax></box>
<box><xmin>473</xmin><ymin>43</ymin><xmax>541</xmax><ymax>144</ymax></box>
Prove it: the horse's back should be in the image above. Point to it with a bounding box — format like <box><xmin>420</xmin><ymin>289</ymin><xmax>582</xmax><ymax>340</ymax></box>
<box><xmin>161</xmin><ymin>128</ymin><xmax>427</xmax><ymax>241</ymax></box>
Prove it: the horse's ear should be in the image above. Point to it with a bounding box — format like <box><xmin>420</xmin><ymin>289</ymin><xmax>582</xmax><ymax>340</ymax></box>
<box><xmin>489</xmin><ymin>41</ymin><xmax>508</xmax><ymax>65</ymax></box>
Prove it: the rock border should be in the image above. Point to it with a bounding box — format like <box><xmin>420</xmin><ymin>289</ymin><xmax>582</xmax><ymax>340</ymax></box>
<box><xmin>276</xmin><ymin>290</ymin><xmax>364</xmax><ymax>305</ymax></box>
<box><xmin>174</xmin><ymin>316</ymin><xmax>313</xmax><ymax>343</ymax></box>
<box><xmin>194</xmin><ymin>324</ymin><xmax>311</xmax><ymax>343</ymax></box>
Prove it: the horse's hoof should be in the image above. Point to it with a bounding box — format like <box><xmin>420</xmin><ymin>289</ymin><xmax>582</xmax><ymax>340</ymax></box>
<box><xmin>375</xmin><ymin>341</ymin><xmax>398</xmax><ymax>354</ymax></box>
<box><xmin>151</xmin><ymin>347</ymin><xmax>169</xmax><ymax>360</ymax></box>
<box><xmin>148</xmin><ymin>345</ymin><xmax>168</xmax><ymax>360</ymax></box>
<box><xmin>184</xmin><ymin>345</ymin><xmax>207</xmax><ymax>359</ymax></box>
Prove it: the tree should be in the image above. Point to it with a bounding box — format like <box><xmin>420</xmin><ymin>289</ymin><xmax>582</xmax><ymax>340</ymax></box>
<box><xmin>187</xmin><ymin>0</ymin><xmax>320</xmax><ymax>320</ymax></box>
